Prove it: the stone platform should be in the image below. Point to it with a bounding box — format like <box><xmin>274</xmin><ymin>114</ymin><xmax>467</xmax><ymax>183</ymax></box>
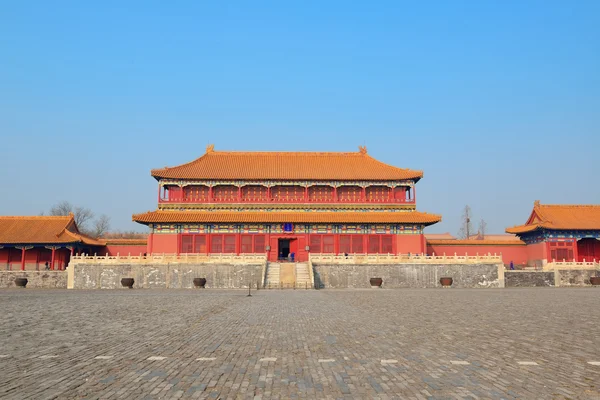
<box><xmin>1</xmin><ymin>289</ymin><xmax>599</xmax><ymax>399</ymax></box>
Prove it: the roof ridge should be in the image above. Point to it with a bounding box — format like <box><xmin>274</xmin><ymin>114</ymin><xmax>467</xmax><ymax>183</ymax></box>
<box><xmin>0</xmin><ymin>215</ymin><xmax>73</xmax><ymax>220</ymax></box>
<box><xmin>539</xmin><ymin>204</ymin><xmax>600</xmax><ymax>208</ymax></box>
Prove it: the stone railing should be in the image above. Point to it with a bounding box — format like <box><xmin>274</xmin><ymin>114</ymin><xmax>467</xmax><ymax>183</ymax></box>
<box><xmin>309</xmin><ymin>253</ymin><xmax>503</xmax><ymax>264</ymax></box>
<box><xmin>545</xmin><ymin>259</ymin><xmax>599</xmax><ymax>270</ymax></box>
<box><xmin>70</xmin><ymin>253</ymin><xmax>267</xmax><ymax>265</ymax></box>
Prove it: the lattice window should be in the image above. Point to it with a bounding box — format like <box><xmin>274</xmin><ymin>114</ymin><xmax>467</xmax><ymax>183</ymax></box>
<box><xmin>339</xmin><ymin>235</ymin><xmax>351</xmax><ymax>254</ymax></box>
<box><xmin>308</xmin><ymin>186</ymin><xmax>334</xmax><ymax>202</ymax></box>
<box><xmin>352</xmin><ymin>235</ymin><xmax>364</xmax><ymax>253</ymax></box>
<box><xmin>181</xmin><ymin>235</ymin><xmax>193</xmax><ymax>253</ymax></box>
<box><xmin>194</xmin><ymin>235</ymin><xmax>207</xmax><ymax>253</ymax></box>
<box><xmin>211</xmin><ymin>236</ymin><xmax>223</xmax><ymax>253</ymax></box>
<box><xmin>184</xmin><ymin>186</ymin><xmax>209</xmax><ymax>202</ymax></box>
<box><xmin>213</xmin><ymin>185</ymin><xmax>237</xmax><ymax>202</ymax></box>
<box><xmin>242</xmin><ymin>186</ymin><xmax>267</xmax><ymax>202</ymax></box>
<box><xmin>368</xmin><ymin>235</ymin><xmax>380</xmax><ymax>254</ymax></box>
<box><xmin>366</xmin><ymin>186</ymin><xmax>390</xmax><ymax>202</ymax></box>
<box><xmin>323</xmin><ymin>235</ymin><xmax>334</xmax><ymax>253</ymax></box>
<box><xmin>271</xmin><ymin>186</ymin><xmax>304</xmax><ymax>202</ymax></box>
<box><xmin>254</xmin><ymin>235</ymin><xmax>266</xmax><ymax>253</ymax></box>
<box><xmin>310</xmin><ymin>236</ymin><xmax>322</xmax><ymax>253</ymax></box>
<box><xmin>241</xmin><ymin>235</ymin><xmax>253</xmax><ymax>253</ymax></box>
<box><xmin>223</xmin><ymin>235</ymin><xmax>236</xmax><ymax>253</ymax></box>
<box><xmin>338</xmin><ymin>186</ymin><xmax>362</xmax><ymax>202</ymax></box>
<box><xmin>381</xmin><ymin>235</ymin><xmax>393</xmax><ymax>253</ymax></box>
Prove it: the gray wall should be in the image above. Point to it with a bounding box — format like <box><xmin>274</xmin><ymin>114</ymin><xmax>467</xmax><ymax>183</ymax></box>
<box><xmin>0</xmin><ymin>271</ymin><xmax>67</xmax><ymax>288</ymax></box>
<box><xmin>72</xmin><ymin>263</ymin><xmax>265</xmax><ymax>289</ymax></box>
<box><xmin>505</xmin><ymin>271</ymin><xmax>554</xmax><ymax>287</ymax></box>
<box><xmin>557</xmin><ymin>269</ymin><xmax>599</xmax><ymax>287</ymax></box>
<box><xmin>312</xmin><ymin>263</ymin><xmax>501</xmax><ymax>288</ymax></box>
<box><xmin>505</xmin><ymin>270</ymin><xmax>599</xmax><ymax>287</ymax></box>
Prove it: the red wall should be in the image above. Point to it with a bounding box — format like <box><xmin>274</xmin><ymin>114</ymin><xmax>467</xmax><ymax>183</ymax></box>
<box><xmin>426</xmin><ymin>243</ymin><xmax>527</xmax><ymax>266</ymax></box>
<box><xmin>149</xmin><ymin>234</ymin><xmax>179</xmax><ymax>254</ymax></box>
<box><xmin>526</xmin><ymin>242</ymin><xmax>547</xmax><ymax>267</ymax></box>
<box><xmin>104</xmin><ymin>245</ymin><xmax>147</xmax><ymax>257</ymax></box>
<box><xmin>396</xmin><ymin>234</ymin><xmax>425</xmax><ymax>254</ymax></box>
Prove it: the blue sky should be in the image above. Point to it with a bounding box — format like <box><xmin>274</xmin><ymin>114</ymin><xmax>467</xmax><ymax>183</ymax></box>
<box><xmin>1</xmin><ymin>1</ymin><xmax>598</xmax><ymax>234</ymax></box>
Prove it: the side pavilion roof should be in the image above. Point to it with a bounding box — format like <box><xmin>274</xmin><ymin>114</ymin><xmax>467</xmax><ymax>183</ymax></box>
<box><xmin>151</xmin><ymin>145</ymin><xmax>423</xmax><ymax>182</ymax></box>
<box><xmin>0</xmin><ymin>215</ymin><xmax>105</xmax><ymax>246</ymax></box>
<box><xmin>506</xmin><ymin>201</ymin><xmax>600</xmax><ymax>234</ymax></box>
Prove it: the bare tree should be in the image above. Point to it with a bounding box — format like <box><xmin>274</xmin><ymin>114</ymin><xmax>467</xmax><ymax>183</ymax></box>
<box><xmin>49</xmin><ymin>200</ymin><xmax>74</xmax><ymax>216</ymax></box>
<box><xmin>457</xmin><ymin>205</ymin><xmax>474</xmax><ymax>239</ymax></box>
<box><xmin>477</xmin><ymin>218</ymin><xmax>487</xmax><ymax>240</ymax></box>
<box><xmin>91</xmin><ymin>214</ymin><xmax>111</xmax><ymax>238</ymax></box>
<box><xmin>49</xmin><ymin>201</ymin><xmax>95</xmax><ymax>234</ymax></box>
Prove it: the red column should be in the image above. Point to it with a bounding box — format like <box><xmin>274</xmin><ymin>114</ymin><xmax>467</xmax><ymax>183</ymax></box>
<box><xmin>238</xmin><ymin>186</ymin><xmax>242</xmax><ymax>202</ymax></box>
<box><xmin>334</xmin><ymin>235</ymin><xmax>339</xmax><ymax>255</ymax></box>
<box><xmin>208</xmin><ymin>186</ymin><xmax>213</xmax><ymax>203</ymax></box>
<box><xmin>412</xmin><ymin>186</ymin><xmax>416</xmax><ymax>203</ymax></box>
<box><xmin>361</xmin><ymin>187</ymin><xmax>366</xmax><ymax>202</ymax></box>
<box><xmin>148</xmin><ymin>233</ymin><xmax>153</xmax><ymax>255</ymax></box>
<box><xmin>20</xmin><ymin>247</ymin><xmax>26</xmax><ymax>271</ymax></box>
<box><xmin>267</xmin><ymin>187</ymin><xmax>271</xmax><ymax>202</ymax></box>
<box><xmin>363</xmin><ymin>234</ymin><xmax>368</xmax><ymax>254</ymax></box>
<box><xmin>388</xmin><ymin>187</ymin><xmax>394</xmax><ymax>202</ymax></box>
<box><xmin>304</xmin><ymin>186</ymin><xmax>309</xmax><ymax>202</ymax></box>
<box><xmin>158</xmin><ymin>185</ymin><xmax>162</xmax><ymax>203</ymax></box>
<box><xmin>51</xmin><ymin>247</ymin><xmax>56</xmax><ymax>270</ymax></box>
<box><xmin>206</xmin><ymin>234</ymin><xmax>211</xmax><ymax>255</ymax></box>
<box><xmin>333</xmin><ymin>187</ymin><xmax>338</xmax><ymax>202</ymax></box>
<box><xmin>235</xmin><ymin>232</ymin><xmax>240</xmax><ymax>255</ymax></box>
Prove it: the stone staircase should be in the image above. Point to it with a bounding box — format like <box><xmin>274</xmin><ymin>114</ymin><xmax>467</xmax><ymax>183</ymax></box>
<box><xmin>265</xmin><ymin>262</ymin><xmax>281</xmax><ymax>288</ymax></box>
<box><xmin>295</xmin><ymin>263</ymin><xmax>312</xmax><ymax>289</ymax></box>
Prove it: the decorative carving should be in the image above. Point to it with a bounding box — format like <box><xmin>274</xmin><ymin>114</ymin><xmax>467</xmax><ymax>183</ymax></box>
<box><xmin>359</xmin><ymin>145</ymin><xmax>367</xmax><ymax>154</ymax></box>
<box><xmin>206</xmin><ymin>144</ymin><xmax>215</xmax><ymax>153</ymax></box>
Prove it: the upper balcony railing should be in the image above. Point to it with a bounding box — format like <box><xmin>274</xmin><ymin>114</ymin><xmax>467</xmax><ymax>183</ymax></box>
<box><xmin>158</xmin><ymin>185</ymin><xmax>416</xmax><ymax>205</ymax></box>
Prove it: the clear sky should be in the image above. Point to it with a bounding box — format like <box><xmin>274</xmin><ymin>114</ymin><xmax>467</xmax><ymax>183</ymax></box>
<box><xmin>1</xmin><ymin>1</ymin><xmax>599</xmax><ymax>235</ymax></box>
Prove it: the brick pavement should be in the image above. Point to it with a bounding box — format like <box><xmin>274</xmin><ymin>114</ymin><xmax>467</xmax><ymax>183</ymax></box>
<box><xmin>0</xmin><ymin>288</ymin><xmax>599</xmax><ymax>399</ymax></box>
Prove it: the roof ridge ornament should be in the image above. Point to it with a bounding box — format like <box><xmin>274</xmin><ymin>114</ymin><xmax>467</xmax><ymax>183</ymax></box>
<box><xmin>358</xmin><ymin>145</ymin><xmax>367</xmax><ymax>154</ymax></box>
<box><xmin>206</xmin><ymin>144</ymin><xmax>215</xmax><ymax>154</ymax></box>
<box><xmin>534</xmin><ymin>200</ymin><xmax>540</xmax><ymax>208</ymax></box>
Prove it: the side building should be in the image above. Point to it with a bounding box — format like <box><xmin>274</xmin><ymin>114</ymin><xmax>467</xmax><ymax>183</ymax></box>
<box><xmin>0</xmin><ymin>215</ymin><xmax>104</xmax><ymax>270</ymax></box>
<box><xmin>506</xmin><ymin>201</ymin><xmax>600</xmax><ymax>267</ymax></box>
<box><xmin>132</xmin><ymin>145</ymin><xmax>441</xmax><ymax>261</ymax></box>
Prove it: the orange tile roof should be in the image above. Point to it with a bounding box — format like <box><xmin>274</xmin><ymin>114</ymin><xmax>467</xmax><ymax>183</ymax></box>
<box><xmin>151</xmin><ymin>145</ymin><xmax>423</xmax><ymax>181</ymax></box>
<box><xmin>0</xmin><ymin>215</ymin><xmax>105</xmax><ymax>246</ymax></box>
<box><xmin>506</xmin><ymin>201</ymin><xmax>600</xmax><ymax>234</ymax></box>
<box><xmin>427</xmin><ymin>239</ymin><xmax>525</xmax><ymax>246</ymax></box>
<box><xmin>467</xmin><ymin>234</ymin><xmax>519</xmax><ymax>241</ymax></box>
<box><xmin>424</xmin><ymin>232</ymin><xmax>456</xmax><ymax>240</ymax></box>
<box><xmin>132</xmin><ymin>210</ymin><xmax>441</xmax><ymax>225</ymax></box>
<box><xmin>103</xmin><ymin>238</ymin><xmax>148</xmax><ymax>246</ymax></box>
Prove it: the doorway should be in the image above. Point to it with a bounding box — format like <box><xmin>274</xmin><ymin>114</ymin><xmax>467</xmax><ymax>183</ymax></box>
<box><xmin>277</xmin><ymin>238</ymin><xmax>298</xmax><ymax>261</ymax></box>
<box><xmin>278</xmin><ymin>239</ymin><xmax>290</xmax><ymax>260</ymax></box>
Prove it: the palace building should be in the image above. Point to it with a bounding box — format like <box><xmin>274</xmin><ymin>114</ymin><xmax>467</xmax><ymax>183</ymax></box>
<box><xmin>506</xmin><ymin>201</ymin><xmax>600</xmax><ymax>265</ymax></box>
<box><xmin>0</xmin><ymin>215</ymin><xmax>104</xmax><ymax>270</ymax></box>
<box><xmin>132</xmin><ymin>145</ymin><xmax>441</xmax><ymax>261</ymax></box>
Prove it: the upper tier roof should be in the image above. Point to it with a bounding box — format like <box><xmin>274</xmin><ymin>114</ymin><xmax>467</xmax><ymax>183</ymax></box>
<box><xmin>133</xmin><ymin>210</ymin><xmax>440</xmax><ymax>226</ymax></box>
<box><xmin>151</xmin><ymin>145</ymin><xmax>423</xmax><ymax>181</ymax></box>
<box><xmin>506</xmin><ymin>201</ymin><xmax>600</xmax><ymax>234</ymax></box>
<box><xmin>0</xmin><ymin>215</ymin><xmax>104</xmax><ymax>245</ymax></box>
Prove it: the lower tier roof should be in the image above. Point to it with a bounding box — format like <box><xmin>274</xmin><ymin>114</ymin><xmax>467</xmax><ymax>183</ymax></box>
<box><xmin>132</xmin><ymin>210</ymin><xmax>441</xmax><ymax>226</ymax></box>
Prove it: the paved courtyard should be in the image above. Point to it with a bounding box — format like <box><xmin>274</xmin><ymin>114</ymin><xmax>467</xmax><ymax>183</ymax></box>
<box><xmin>1</xmin><ymin>288</ymin><xmax>599</xmax><ymax>399</ymax></box>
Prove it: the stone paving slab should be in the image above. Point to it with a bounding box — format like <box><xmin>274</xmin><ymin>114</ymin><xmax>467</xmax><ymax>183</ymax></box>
<box><xmin>0</xmin><ymin>288</ymin><xmax>599</xmax><ymax>399</ymax></box>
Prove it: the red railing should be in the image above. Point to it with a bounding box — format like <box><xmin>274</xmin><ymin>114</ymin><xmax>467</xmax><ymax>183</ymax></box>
<box><xmin>159</xmin><ymin>196</ymin><xmax>415</xmax><ymax>204</ymax></box>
